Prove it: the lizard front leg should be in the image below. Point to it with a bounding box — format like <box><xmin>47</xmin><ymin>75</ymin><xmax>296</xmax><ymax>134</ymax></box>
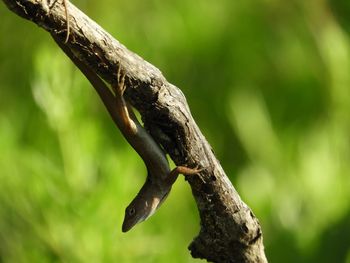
<box><xmin>165</xmin><ymin>166</ymin><xmax>203</xmax><ymax>187</ymax></box>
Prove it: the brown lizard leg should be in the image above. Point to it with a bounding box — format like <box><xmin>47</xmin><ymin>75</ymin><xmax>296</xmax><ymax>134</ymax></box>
<box><xmin>112</xmin><ymin>67</ymin><xmax>138</xmax><ymax>136</ymax></box>
<box><xmin>63</xmin><ymin>0</ymin><xmax>70</xmax><ymax>43</ymax></box>
<box><xmin>165</xmin><ymin>166</ymin><xmax>203</xmax><ymax>186</ymax></box>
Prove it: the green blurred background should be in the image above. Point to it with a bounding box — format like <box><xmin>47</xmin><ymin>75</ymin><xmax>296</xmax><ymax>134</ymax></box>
<box><xmin>1</xmin><ymin>0</ymin><xmax>350</xmax><ymax>262</ymax></box>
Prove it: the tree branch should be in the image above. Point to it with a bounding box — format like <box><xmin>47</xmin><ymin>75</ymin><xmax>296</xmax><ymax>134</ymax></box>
<box><xmin>2</xmin><ymin>0</ymin><xmax>268</xmax><ymax>262</ymax></box>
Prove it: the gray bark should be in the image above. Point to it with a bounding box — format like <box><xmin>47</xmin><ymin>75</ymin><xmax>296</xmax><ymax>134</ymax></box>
<box><xmin>2</xmin><ymin>0</ymin><xmax>268</xmax><ymax>262</ymax></box>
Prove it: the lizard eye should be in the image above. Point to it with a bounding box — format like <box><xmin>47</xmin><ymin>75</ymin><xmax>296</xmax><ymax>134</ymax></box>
<box><xmin>129</xmin><ymin>208</ymin><xmax>136</xmax><ymax>216</ymax></box>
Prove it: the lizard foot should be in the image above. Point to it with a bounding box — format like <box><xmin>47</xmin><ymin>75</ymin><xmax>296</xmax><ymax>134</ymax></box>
<box><xmin>177</xmin><ymin>165</ymin><xmax>204</xmax><ymax>176</ymax></box>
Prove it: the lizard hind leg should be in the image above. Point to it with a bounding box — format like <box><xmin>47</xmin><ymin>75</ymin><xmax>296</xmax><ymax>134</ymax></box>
<box><xmin>112</xmin><ymin>67</ymin><xmax>138</xmax><ymax>135</ymax></box>
<box><xmin>49</xmin><ymin>0</ymin><xmax>70</xmax><ymax>43</ymax></box>
<box><xmin>114</xmin><ymin>66</ymin><xmax>127</xmax><ymax>96</ymax></box>
<box><xmin>63</xmin><ymin>0</ymin><xmax>70</xmax><ymax>43</ymax></box>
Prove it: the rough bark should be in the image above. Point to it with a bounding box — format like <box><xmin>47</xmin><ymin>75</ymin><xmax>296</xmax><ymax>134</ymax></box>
<box><xmin>2</xmin><ymin>0</ymin><xmax>268</xmax><ymax>262</ymax></box>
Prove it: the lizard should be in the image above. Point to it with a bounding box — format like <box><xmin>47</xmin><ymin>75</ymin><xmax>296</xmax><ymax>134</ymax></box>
<box><xmin>51</xmin><ymin>34</ymin><xmax>203</xmax><ymax>232</ymax></box>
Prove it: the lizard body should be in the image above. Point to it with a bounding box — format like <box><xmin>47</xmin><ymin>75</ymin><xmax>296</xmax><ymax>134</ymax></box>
<box><xmin>52</xmin><ymin>35</ymin><xmax>202</xmax><ymax>232</ymax></box>
<box><xmin>113</xmin><ymin>71</ymin><xmax>202</xmax><ymax>232</ymax></box>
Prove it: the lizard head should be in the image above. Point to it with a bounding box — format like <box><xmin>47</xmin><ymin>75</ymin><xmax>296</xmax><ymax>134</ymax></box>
<box><xmin>122</xmin><ymin>195</ymin><xmax>161</xmax><ymax>232</ymax></box>
<box><xmin>122</xmin><ymin>184</ymin><xmax>169</xmax><ymax>232</ymax></box>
